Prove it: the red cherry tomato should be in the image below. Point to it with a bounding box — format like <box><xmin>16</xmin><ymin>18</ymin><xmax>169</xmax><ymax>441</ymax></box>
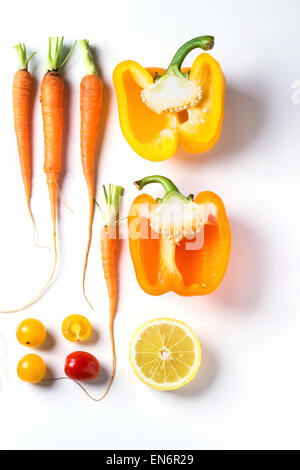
<box><xmin>64</xmin><ymin>351</ymin><xmax>100</xmax><ymax>381</ymax></box>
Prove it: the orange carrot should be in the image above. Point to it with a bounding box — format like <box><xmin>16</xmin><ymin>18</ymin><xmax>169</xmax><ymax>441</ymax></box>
<box><xmin>12</xmin><ymin>44</ymin><xmax>36</xmax><ymax>239</ymax></box>
<box><xmin>94</xmin><ymin>184</ymin><xmax>123</xmax><ymax>400</ymax></box>
<box><xmin>79</xmin><ymin>39</ymin><xmax>103</xmax><ymax>309</ymax></box>
<box><xmin>40</xmin><ymin>37</ymin><xmax>76</xmax><ymax>298</ymax></box>
<box><xmin>98</xmin><ymin>225</ymin><xmax>117</xmax><ymax>398</ymax></box>
<box><xmin>0</xmin><ymin>37</ymin><xmax>75</xmax><ymax>314</ymax></box>
<box><xmin>40</xmin><ymin>70</ymin><xmax>64</xmax><ymax>283</ymax></box>
<box><xmin>101</xmin><ymin>226</ymin><xmax>118</xmax><ymax>318</ymax></box>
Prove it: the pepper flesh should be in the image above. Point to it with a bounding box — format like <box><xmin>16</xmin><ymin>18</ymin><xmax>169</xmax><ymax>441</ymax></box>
<box><xmin>113</xmin><ymin>37</ymin><xmax>225</xmax><ymax>161</ymax></box>
<box><xmin>128</xmin><ymin>176</ymin><xmax>231</xmax><ymax>296</ymax></box>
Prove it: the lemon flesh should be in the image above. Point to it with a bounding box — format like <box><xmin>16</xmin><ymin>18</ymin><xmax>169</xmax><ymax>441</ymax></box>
<box><xmin>129</xmin><ymin>318</ymin><xmax>201</xmax><ymax>390</ymax></box>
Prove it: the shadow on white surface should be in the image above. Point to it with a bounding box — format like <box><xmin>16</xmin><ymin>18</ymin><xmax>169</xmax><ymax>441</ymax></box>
<box><xmin>40</xmin><ymin>364</ymin><xmax>56</xmax><ymax>385</ymax></box>
<box><xmin>81</xmin><ymin>326</ymin><xmax>100</xmax><ymax>346</ymax></box>
<box><xmin>173</xmin><ymin>85</ymin><xmax>266</xmax><ymax>165</ymax></box>
<box><xmin>171</xmin><ymin>341</ymin><xmax>218</xmax><ymax>397</ymax></box>
<box><xmin>38</xmin><ymin>326</ymin><xmax>100</xmax><ymax>354</ymax></box>
<box><xmin>0</xmin><ymin>334</ymin><xmax>9</xmax><ymax>389</ymax></box>
<box><xmin>213</xmin><ymin>218</ymin><xmax>264</xmax><ymax>312</ymax></box>
<box><xmin>36</xmin><ymin>329</ymin><xmax>56</xmax><ymax>351</ymax></box>
<box><xmin>86</xmin><ymin>364</ymin><xmax>109</xmax><ymax>387</ymax></box>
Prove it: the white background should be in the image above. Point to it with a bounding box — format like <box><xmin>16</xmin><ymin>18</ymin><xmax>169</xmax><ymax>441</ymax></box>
<box><xmin>0</xmin><ymin>0</ymin><xmax>299</xmax><ymax>451</ymax></box>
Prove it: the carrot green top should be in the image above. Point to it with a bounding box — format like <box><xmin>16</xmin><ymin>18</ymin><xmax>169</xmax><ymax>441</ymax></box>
<box><xmin>46</xmin><ymin>37</ymin><xmax>76</xmax><ymax>72</ymax></box>
<box><xmin>79</xmin><ymin>39</ymin><xmax>97</xmax><ymax>76</ymax></box>
<box><xmin>95</xmin><ymin>184</ymin><xmax>123</xmax><ymax>227</ymax></box>
<box><xmin>14</xmin><ymin>43</ymin><xmax>36</xmax><ymax>71</ymax></box>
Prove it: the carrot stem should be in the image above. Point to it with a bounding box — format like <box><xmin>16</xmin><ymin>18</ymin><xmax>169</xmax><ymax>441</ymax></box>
<box><xmin>96</xmin><ymin>184</ymin><xmax>123</xmax><ymax>227</ymax></box>
<box><xmin>14</xmin><ymin>43</ymin><xmax>36</xmax><ymax>70</ymax></box>
<box><xmin>79</xmin><ymin>39</ymin><xmax>97</xmax><ymax>76</ymax></box>
<box><xmin>46</xmin><ymin>37</ymin><xmax>76</xmax><ymax>72</ymax></box>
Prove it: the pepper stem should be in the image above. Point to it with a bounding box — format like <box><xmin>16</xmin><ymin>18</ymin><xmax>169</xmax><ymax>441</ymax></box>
<box><xmin>134</xmin><ymin>176</ymin><xmax>180</xmax><ymax>197</ymax></box>
<box><xmin>79</xmin><ymin>39</ymin><xmax>97</xmax><ymax>76</ymax></box>
<box><xmin>14</xmin><ymin>43</ymin><xmax>36</xmax><ymax>70</ymax></box>
<box><xmin>166</xmin><ymin>35</ymin><xmax>214</xmax><ymax>76</ymax></box>
<box><xmin>46</xmin><ymin>37</ymin><xmax>77</xmax><ymax>72</ymax></box>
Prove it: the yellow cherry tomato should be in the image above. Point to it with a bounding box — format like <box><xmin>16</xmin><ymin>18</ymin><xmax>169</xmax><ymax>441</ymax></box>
<box><xmin>16</xmin><ymin>318</ymin><xmax>46</xmax><ymax>347</ymax></box>
<box><xmin>17</xmin><ymin>354</ymin><xmax>46</xmax><ymax>383</ymax></box>
<box><xmin>62</xmin><ymin>315</ymin><xmax>92</xmax><ymax>342</ymax></box>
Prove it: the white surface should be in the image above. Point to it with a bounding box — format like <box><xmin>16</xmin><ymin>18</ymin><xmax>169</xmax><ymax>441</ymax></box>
<box><xmin>0</xmin><ymin>0</ymin><xmax>299</xmax><ymax>451</ymax></box>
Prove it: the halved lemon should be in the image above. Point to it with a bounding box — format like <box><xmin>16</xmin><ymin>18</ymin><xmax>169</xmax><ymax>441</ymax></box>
<box><xmin>129</xmin><ymin>318</ymin><xmax>201</xmax><ymax>390</ymax></box>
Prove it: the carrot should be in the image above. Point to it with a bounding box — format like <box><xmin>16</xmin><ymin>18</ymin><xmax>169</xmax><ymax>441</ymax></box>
<box><xmin>101</xmin><ymin>226</ymin><xmax>118</xmax><ymax>318</ymax></box>
<box><xmin>94</xmin><ymin>184</ymin><xmax>123</xmax><ymax>400</ymax></box>
<box><xmin>79</xmin><ymin>39</ymin><xmax>103</xmax><ymax>309</ymax></box>
<box><xmin>0</xmin><ymin>37</ymin><xmax>76</xmax><ymax>314</ymax></box>
<box><xmin>40</xmin><ymin>37</ymin><xmax>76</xmax><ymax>298</ymax></box>
<box><xmin>12</xmin><ymin>43</ymin><xmax>37</xmax><ymax>242</ymax></box>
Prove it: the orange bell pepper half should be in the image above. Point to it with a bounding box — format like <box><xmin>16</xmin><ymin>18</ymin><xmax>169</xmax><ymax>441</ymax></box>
<box><xmin>113</xmin><ymin>36</ymin><xmax>225</xmax><ymax>161</ymax></box>
<box><xmin>128</xmin><ymin>176</ymin><xmax>231</xmax><ymax>296</ymax></box>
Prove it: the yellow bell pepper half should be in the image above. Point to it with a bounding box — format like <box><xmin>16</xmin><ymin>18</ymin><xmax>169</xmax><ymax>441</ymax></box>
<box><xmin>113</xmin><ymin>36</ymin><xmax>225</xmax><ymax>162</ymax></box>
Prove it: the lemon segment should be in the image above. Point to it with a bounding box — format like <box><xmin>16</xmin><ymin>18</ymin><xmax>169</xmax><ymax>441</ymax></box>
<box><xmin>129</xmin><ymin>318</ymin><xmax>201</xmax><ymax>390</ymax></box>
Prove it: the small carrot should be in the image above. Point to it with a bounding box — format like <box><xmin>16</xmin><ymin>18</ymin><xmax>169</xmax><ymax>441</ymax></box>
<box><xmin>79</xmin><ymin>39</ymin><xmax>103</xmax><ymax>309</ymax></box>
<box><xmin>94</xmin><ymin>184</ymin><xmax>123</xmax><ymax>400</ymax></box>
<box><xmin>0</xmin><ymin>37</ymin><xmax>75</xmax><ymax>314</ymax></box>
<box><xmin>12</xmin><ymin>43</ymin><xmax>37</xmax><ymax>241</ymax></box>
